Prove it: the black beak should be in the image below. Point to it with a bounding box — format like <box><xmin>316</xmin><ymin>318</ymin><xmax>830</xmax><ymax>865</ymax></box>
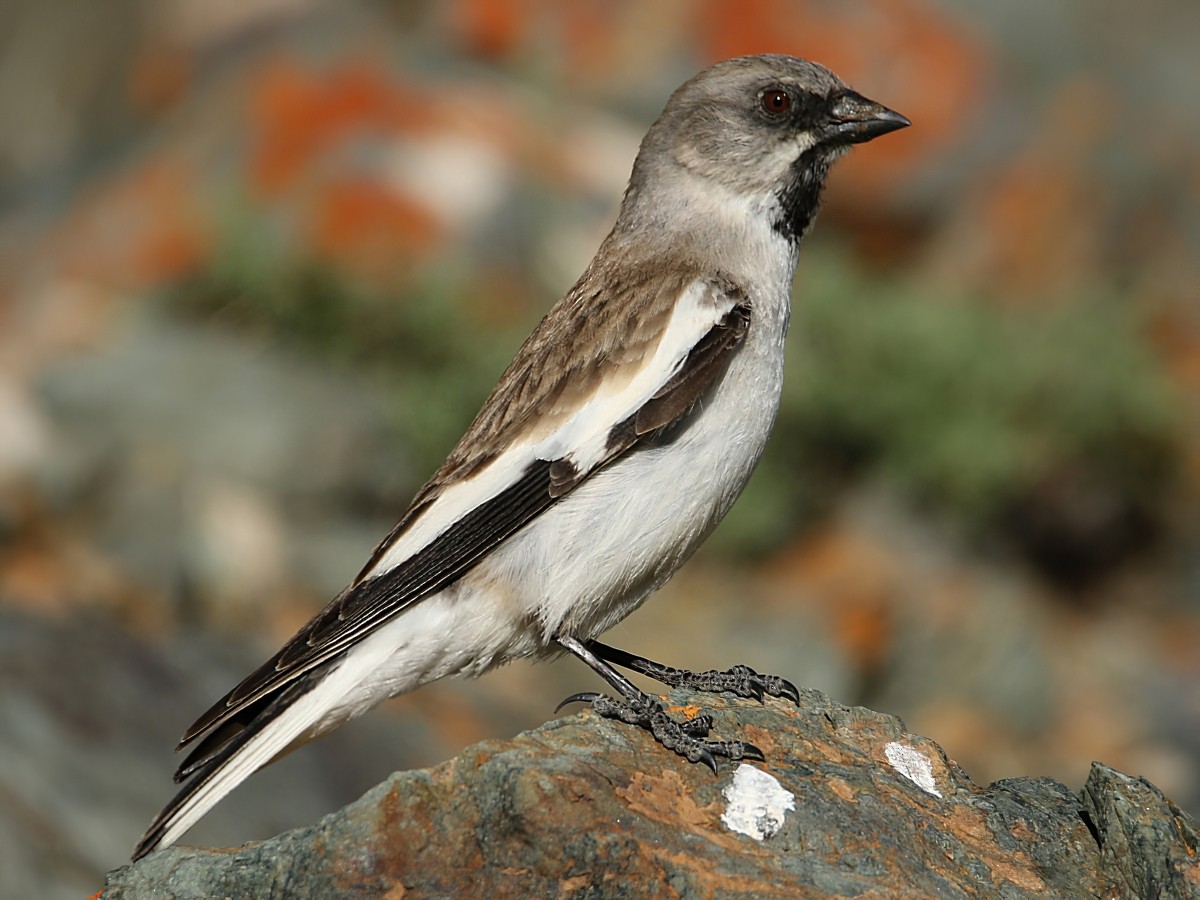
<box><xmin>825</xmin><ymin>90</ymin><xmax>910</xmax><ymax>144</ymax></box>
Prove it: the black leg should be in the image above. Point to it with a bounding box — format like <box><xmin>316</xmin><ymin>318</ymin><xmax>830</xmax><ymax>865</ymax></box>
<box><xmin>585</xmin><ymin>639</ymin><xmax>801</xmax><ymax>704</ymax></box>
<box><xmin>555</xmin><ymin>635</ymin><xmax>764</xmax><ymax>773</ymax></box>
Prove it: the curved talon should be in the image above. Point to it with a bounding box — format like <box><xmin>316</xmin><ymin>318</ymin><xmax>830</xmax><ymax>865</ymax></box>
<box><xmin>772</xmin><ymin>677</ymin><xmax>801</xmax><ymax>704</ymax></box>
<box><xmin>740</xmin><ymin>742</ymin><xmax>766</xmax><ymax>762</ymax></box>
<box><xmin>694</xmin><ymin>746</ymin><xmax>719</xmax><ymax>775</ymax></box>
<box><xmin>745</xmin><ymin>681</ymin><xmax>765</xmax><ymax>703</ymax></box>
<box><xmin>555</xmin><ymin>691</ymin><xmax>602</xmax><ymax>714</ymax></box>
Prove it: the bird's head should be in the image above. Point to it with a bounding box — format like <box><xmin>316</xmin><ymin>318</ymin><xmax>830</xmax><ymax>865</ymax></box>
<box><xmin>628</xmin><ymin>54</ymin><xmax>909</xmax><ymax>244</ymax></box>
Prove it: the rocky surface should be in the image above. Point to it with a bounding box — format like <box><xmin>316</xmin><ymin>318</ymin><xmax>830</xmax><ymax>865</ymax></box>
<box><xmin>103</xmin><ymin>687</ymin><xmax>1200</xmax><ymax>899</ymax></box>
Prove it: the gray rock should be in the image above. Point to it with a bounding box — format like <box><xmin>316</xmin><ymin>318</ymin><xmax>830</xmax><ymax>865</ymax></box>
<box><xmin>35</xmin><ymin>312</ymin><xmax>413</xmax><ymax>607</ymax></box>
<box><xmin>1082</xmin><ymin>764</ymin><xmax>1200</xmax><ymax>898</ymax></box>
<box><xmin>103</xmin><ymin>686</ymin><xmax>1200</xmax><ymax>898</ymax></box>
<box><xmin>0</xmin><ymin>610</ymin><xmax>435</xmax><ymax>900</ymax></box>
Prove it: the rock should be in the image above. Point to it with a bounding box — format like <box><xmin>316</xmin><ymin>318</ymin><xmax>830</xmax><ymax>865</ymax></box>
<box><xmin>101</xmin><ymin>688</ymin><xmax>1200</xmax><ymax>898</ymax></box>
<box><xmin>0</xmin><ymin>609</ymin><xmax>433</xmax><ymax>900</ymax></box>
<box><xmin>35</xmin><ymin>312</ymin><xmax>414</xmax><ymax>607</ymax></box>
<box><xmin>1081</xmin><ymin>765</ymin><xmax>1200</xmax><ymax>898</ymax></box>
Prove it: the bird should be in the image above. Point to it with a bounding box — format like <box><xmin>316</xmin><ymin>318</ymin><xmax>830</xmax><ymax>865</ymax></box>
<box><xmin>134</xmin><ymin>53</ymin><xmax>908</xmax><ymax>860</ymax></box>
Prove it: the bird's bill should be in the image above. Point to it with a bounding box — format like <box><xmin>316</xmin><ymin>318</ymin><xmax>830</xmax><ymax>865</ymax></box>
<box><xmin>825</xmin><ymin>90</ymin><xmax>911</xmax><ymax>144</ymax></box>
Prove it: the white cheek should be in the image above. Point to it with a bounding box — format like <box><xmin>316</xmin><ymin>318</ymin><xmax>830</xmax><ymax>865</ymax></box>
<box><xmin>794</xmin><ymin>130</ymin><xmax>819</xmax><ymax>155</ymax></box>
<box><xmin>770</xmin><ymin>131</ymin><xmax>818</xmax><ymax>170</ymax></box>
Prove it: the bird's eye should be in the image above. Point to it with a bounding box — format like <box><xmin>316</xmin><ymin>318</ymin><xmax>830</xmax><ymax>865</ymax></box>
<box><xmin>761</xmin><ymin>88</ymin><xmax>792</xmax><ymax>116</ymax></box>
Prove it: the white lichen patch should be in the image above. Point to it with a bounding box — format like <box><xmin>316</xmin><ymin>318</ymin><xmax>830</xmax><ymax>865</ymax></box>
<box><xmin>885</xmin><ymin>741</ymin><xmax>943</xmax><ymax>797</ymax></box>
<box><xmin>720</xmin><ymin>764</ymin><xmax>796</xmax><ymax>840</ymax></box>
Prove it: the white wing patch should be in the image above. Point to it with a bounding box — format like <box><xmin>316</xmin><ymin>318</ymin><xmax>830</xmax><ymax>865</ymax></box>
<box><xmin>361</xmin><ymin>278</ymin><xmax>738</xmax><ymax>582</ymax></box>
<box><xmin>535</xmin><ymin>278</ymin><xmax>736</xmax><ymax>471</ymax></box>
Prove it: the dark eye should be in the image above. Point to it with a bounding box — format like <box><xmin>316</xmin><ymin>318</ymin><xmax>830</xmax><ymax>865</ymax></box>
<box><xmin>761</xmin><ymin>88</ymin><xmax>792</xmax><ymax>116</ymax></box>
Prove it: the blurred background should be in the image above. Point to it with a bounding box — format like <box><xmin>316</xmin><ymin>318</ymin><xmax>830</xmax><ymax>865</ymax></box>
<box><xmin>1</xmin><ymin>0</ymin><xmax>1198</xmax><ymax>895</ymax></box>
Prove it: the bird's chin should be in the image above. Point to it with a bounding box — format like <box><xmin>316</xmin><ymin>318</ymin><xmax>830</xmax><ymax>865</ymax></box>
<box><xmin>818</xmin><ymin>143</ymin><xmax>851</xmax><ymax>162</ymax></box>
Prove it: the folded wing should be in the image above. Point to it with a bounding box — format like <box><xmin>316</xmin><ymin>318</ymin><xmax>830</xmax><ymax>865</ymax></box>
<box><xmin>135</xmin><ymin>270</ymin><xmax>752</xmax><ymax>859</ymax></box>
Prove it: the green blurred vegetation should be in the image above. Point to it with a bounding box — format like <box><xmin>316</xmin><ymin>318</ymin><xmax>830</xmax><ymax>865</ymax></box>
<box><xmin>725</xmin><ymin>247</ymin><xmax>1181</xmax><ymax>558</ymax></box>
<box><xmin>169</xmin><ymin>222</ymin><xmax>1183</xmax><ymax>566</ymax></box>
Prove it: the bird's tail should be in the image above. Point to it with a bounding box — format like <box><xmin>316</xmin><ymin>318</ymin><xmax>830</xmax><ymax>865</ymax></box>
<box><xmin>133</xmin><ymin>656</ymin><xmax>360</xmax><ymax>860</ymax></box>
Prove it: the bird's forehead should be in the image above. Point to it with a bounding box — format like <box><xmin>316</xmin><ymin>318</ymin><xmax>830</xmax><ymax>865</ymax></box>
<box><xmin>688</xmin><ymin>55</ymin><xmax>845</xmax><ymax>99</ymax></box>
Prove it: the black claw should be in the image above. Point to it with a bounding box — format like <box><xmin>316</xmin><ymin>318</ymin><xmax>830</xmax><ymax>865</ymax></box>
<box><xmin>695</xmin><ymin>747</ymin><xmax>719</xmax><ymax>775</ymax></box>
<box><xmin>555</xmin><ymin>691</ymin><xmax>602</xmax><ymax>714</ymax></box>
<box><xmin>583</xmin><ymin>640</ymin><xmax>799</xmax><ymax>708</ymax></box>
<box><xmin>775</xmin><ymin>678</ymin><xmax>801</xmax><ymax>704</ymax></box>
<box><xmin>740</xmin><ymin>743</ymin><xmax>766</xmax><ymax>762</ymax></box>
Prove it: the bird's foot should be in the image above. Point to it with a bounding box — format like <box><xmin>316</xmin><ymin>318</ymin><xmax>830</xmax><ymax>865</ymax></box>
<box><xmin>556</xmin><ymin>690</ymin><xmax>763</xmax><ymax>773</ymax></box>
<box><xmin>586</xmin><ymin>641</ymin><xmax>801</xmax><ymax>705</ymax></box>
<box><xmin>637</xmin><ymin>661</ymin><xmax>800</xmax><ymax>704</ymax></box>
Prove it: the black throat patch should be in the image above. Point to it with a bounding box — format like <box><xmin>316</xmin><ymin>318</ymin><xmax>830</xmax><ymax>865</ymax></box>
<box><xmin>773</xmin><ymin>148</ymin><xmax>832</xmax><ymax>245</ymax></box>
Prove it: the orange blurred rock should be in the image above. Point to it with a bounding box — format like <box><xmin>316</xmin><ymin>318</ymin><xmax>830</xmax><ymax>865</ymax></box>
<box><xmin>930</xmin><ymin>77</ymin><xmax>1119</xmax><ymax>301</ymax></box>
<box><xmin>247</xmin><ymin>58</ymin><xmax>433</xmax><ymax>198</ymax></box>
<box><xmin>127</xmin><ymin>44</ymin><xmax>194</xmax><ymax>118</ymax></box>
<box><xmin>43</xmin><ymin>159</ymin><xmax>209</xmax><ymax>293</ymax></box>
<box><xmin>447</xmin><ymin>0</ymin><xmax>533</xmax><ymax>60</ymax></box>
<box><xmin>0</xmin><ymin>508</ymin><xmax>156</xmax><ymax>628</ymax></box>
<box><xmin>1156</xmin><ymin>614</ymin><xmax>1200</xmax><ymax>675</ymax></box>
<box><xmin>1149</xmin><ymin>308</ymin><xmax>1200</xmax><ymax>392</ymax></box>
<box><xmin>445</xmin><ymin>1</ymin><xmax>637</xmax><ymax>82</ymax></box>
<box><xmin>309</xmin><ymin>175</ymin><xmax>442</xmax><ymax>275</ymax></box>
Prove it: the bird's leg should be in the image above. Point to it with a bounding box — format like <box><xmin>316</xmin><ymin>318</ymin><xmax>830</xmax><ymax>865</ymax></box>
<box><xmin>554</xmin><ymin>634</ymin><xmax>764</xmax><ymax>772</ymax></box>
<box><xmin>585</xmin><ymin>639</ymin><xmax>801</xmax><ymax>705</ymax></box>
